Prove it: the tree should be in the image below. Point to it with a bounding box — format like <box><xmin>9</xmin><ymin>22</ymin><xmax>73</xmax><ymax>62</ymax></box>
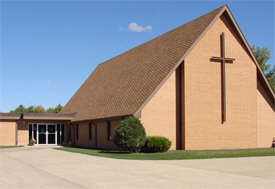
<box><xmin>113</xmin><ymin>117</ymin><xmax>146</xmax><ymax>153</ymax></box>
<box><xmin>10</xmin><ymin>104</ymin><xmax>26</xmax><ymax>113</ymax></box>
<box><xmin>10</xmin><ymin>104</ymin><xmax>62</xmax><ymax>113</ymax></box>
<box><xmin>32</xmin><ymin>105</ymin><xmax>46</xmax><ymax>113</ymax></box>
<box><xmin>47</xmin><ymin>104</ymin><xmax>63</xmax><ymax>113</ymax></box>
<box><xmin>251</xmin><ymin>45</ymin><xmax>275</xmax><ymax>92</ymax></box>
<box><xmin>265</xmin><ymin>65</ymin><xmax>275</xmax><ymax>92</ymax></box>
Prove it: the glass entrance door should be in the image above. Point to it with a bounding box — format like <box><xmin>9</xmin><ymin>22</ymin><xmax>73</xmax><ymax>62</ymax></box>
<box><xmin>29</xmin><ymin>123</ymin><xmax>65</xmax><ymax>145</ymax></box>
<box><xmin>48</xmin><ymin>125</ymin><xmax>56</xmax><ymax>144</ymax></box>
<box><xmin>38</xmin><ymin>125</ymin><xmax>47</xmax><ymax>144</ymax></box>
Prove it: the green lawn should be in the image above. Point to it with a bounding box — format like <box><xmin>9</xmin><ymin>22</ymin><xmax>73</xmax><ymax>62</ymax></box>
<box><xmin>54</xmin><ymin>147</ymin><xmax>275</xmax><ymax>160</ymax></box>
<box><xmin>0</xmin><ymin>145</ymin><xmax>24</xmax><ymax>149</ymax></box>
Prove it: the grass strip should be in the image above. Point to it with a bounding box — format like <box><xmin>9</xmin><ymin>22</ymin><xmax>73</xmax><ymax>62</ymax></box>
<box><xmin>0</xmin><ymin>145</ymin><xmax>24</xmax><ymax>149</ymax></box>
<box><xmin>55</xmin><ymin>147</ymin><xmax>275</xmax><ymax>160</ymax></box>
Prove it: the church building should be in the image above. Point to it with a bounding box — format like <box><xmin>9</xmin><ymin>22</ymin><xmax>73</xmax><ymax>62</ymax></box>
<box><xmin>1</xmin><ymin>5</ymin><xmax>274</xmax><ymax>150</ymax></box>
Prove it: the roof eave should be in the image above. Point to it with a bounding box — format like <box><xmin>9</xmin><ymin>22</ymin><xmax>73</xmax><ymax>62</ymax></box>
<box><xmin>223</xmin><ymin>6</ymin><xmax>275</xmax><ymax>103</ymax></box>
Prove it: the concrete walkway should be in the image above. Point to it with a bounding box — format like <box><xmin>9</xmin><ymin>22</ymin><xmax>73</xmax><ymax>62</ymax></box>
<box><xmin>0</xmin><ymin>146</ymin><xmax>274</xmax><ymax>189</ymax></box>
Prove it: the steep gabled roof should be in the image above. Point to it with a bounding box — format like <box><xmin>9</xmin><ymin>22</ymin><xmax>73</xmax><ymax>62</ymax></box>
<box><xmin>61</xmin><ymin>5</ymin><xmax>274</xmax><ymax>122</ymax></box>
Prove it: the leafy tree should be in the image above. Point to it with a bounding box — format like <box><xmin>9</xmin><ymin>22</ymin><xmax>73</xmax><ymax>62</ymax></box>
<box><xmin>10</xmin><ymin>104</ymin><xmax>26</xmax><ymax>113</ymax></box>
<box><xmin>113</xmin><ymin>117</ymin><xmax>146</xmax><ymax>153</ymax></box>
<box><xmin>265</xmin><ymin>65</ymin><xmax>275</xmax><ymax>92</ymax></box>
<box><xmin>47</xmin><ymin>104</ymin><xmax>63</xmax><ymax>113</ymax></box>
<box><xmin>251</xmin><ymin>45</ymin><xmax>271</xmax><ymax>73</ymax></box>
<box><xmin>10</xmin><ymin>104</ymin><xmax>62</xmax><ymax>113</ymax></box>
<box><xmin>251</xmin><ymin>45</ymin><xmax>275</xmax><ymax>92</ymax></box>
<box><xmin>32</xmin><ymin>105</ymin><xmax>46</xmax><ymax>113</ymax></box>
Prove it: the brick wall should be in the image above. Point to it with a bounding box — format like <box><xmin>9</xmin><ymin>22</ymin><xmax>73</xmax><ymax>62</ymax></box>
<box><xmin>257</xmin><ymin>81</ymin><xmax>275</xmax><ymax>147</ymax></box>
<box><xmin>18</xmin><ymin>120</ymin><xmax>28</xmax><ymax>146</ymax></box>
<box><xmin>140</xmin><ymin>71</ymin><xmax>177</xmax><ymax>150</ymax></box>
<box><xmin>75</xmin><ymin>122</ymin><xmax>94</xmax><ymax>148</ymax></box>
<box><xmin>75</xmin><ymin>120</ymin><xmax>121</xmax><ymax>150</ymax></box>
<box><xmin>184</xmin><ymin>15</ymin><xmax>257</xmax><ymax>150</ymax></box>
<box><xmin>0</xmin><ymin>121</ymin><xmax>16</xmax><ymax>146</ymax></box>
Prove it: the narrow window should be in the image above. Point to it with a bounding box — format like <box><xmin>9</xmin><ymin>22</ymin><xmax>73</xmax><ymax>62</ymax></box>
<box><xmin>76</xmin><ymin>124</ymin><xmax>79</xmax><ymax>140</ymax></box>
<box><xmin>107</xmin><ymin>121</ymin><xmax>111</xmax><ymax>141</ymax></box>
<box><xmin>61</xmin><ymin>124</ymin><xmax>65</xmax><ymax>143</ymax></box>
<box><xmin>57</xmin><ymin>124</ymin><xmax>61</xmax><ymax>145</ymax></box>
<box><xmin>89</xmin><ymin>123</ymin><xmax>92</xmax><ymax>140</ymax></box>
<box><xmin>33</xmin><ymin>124</ymin><xmax>37</xmax><ymax>141</ymax></box>
<box><xmin>28</xmin><ymin>124</ymin><xmax>32</xmax><ymax>142</ymax></box>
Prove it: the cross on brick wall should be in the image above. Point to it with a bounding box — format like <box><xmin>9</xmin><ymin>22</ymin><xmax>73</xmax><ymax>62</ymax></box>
<box><xmin>210</xmin><ymin>32</ymin><xmax>235</xmax><ymax>123</ymax></box>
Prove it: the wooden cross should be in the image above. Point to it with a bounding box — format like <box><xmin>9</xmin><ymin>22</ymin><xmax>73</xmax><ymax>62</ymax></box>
<box><xmin>211</xmin><ymin>32</ymin><xmax>235</xmax><ymax>123</ymax></box>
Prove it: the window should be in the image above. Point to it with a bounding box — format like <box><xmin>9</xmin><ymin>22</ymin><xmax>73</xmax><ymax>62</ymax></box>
<box><xmin>89</xmin><ymin>123</ymin><xmax>92</xmax><ymax>140</ymax></box>
<box><xmin>28</xmin><ymin>124</ymin><xmax>32</xmax><ymax>142</ymax></box>
<box><xmin>107</xmin><ymin>121</ymin><xmax>111</xmax><ymax>141</ymax></box>
<box><xmin>76</xmin><ymin>124</ymin><xmax>79</xmax><ymax>140</ymax></box>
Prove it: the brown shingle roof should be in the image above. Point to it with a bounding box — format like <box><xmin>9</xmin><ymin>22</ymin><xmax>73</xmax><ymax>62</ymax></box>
<box><xmin>60</xmin><ymin>5</ymin><xmax>226</xmax><ymax>122</ymax></box>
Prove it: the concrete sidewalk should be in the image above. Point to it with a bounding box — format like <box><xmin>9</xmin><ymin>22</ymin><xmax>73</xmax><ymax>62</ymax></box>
<box><xmin>1</xmin><ymin>147</ymin><xmax>274</xmax><ymax>189</ymax></box>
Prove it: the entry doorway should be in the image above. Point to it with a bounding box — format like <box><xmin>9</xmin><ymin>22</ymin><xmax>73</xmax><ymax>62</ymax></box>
<box><xmin>28</xmin><ymin>123</ymin><xmax>65</xmax><ymax>145</ymax></box>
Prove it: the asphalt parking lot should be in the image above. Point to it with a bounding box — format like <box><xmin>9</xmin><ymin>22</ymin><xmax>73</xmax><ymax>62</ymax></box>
<box><xmin>1</xmin><ymin>146</ymin><xmax>274</xmax><ymax>189</ymax></box>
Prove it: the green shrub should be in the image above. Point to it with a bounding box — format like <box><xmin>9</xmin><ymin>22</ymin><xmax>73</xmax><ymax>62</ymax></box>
<box><xmin>29</xmin><ymin>139</ymin><xmax>36</xmax><ymax>146</ymax></box>
<box><xmin>142</xmin><ymin>136</ymin><xmax>171</xmax><ymax>153</ymax></box>
<box><xmin>114</xmin><ymin>117</ymin><xmax>146</xmax><ymax>153</ymax></box>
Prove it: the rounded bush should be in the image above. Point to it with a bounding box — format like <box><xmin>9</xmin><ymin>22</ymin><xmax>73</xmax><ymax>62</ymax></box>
<box><xmin>113</xmin><ymin>117</ymin><xmax>146</xmax><ymax>153</ymax></box>
<box><xmin>142</xmin><ymin>136</ymin><xmax>171</xmax><ymax>153</ymax></box>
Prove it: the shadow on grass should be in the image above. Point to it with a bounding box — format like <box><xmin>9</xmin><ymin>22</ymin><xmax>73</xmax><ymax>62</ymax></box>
<box><xmin>60</xmin><ymin>146</ymin><xmax>131</xmax><ymax>154</ymax></box>
<box><xmin>99</xmin><ymin>150</ymin><xmax>131</xmax><ymax>154</ymax></box>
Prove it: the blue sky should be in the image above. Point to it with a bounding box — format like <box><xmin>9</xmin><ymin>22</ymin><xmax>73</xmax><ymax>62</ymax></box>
<box><xmin>1</xmin><ymin>1</ymin><xmax>274</xmax><ymax>112</ymax></box>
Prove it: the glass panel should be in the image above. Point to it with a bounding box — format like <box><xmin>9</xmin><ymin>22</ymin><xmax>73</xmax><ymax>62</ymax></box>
<box><xmin>33</xmin><ymin>124</ymin><xmax>37</xmax><ymax>141</ymax></box>
<box><xmin>48</xmin><ymin>125</ymin><xmax>55</xmax><ymax>133</ymax></box>
<box><xmin>28</xmin><ymin>124</ymin><xmax>32</xmax><ymax>141</ymax></box>
<box><xmin>38</xmin><ymin>125</ymin><xmax>46</xmax><ymax>144</ymax></box>
<box><xmin>48</xmin><ymin>133</ymin><xmax>55</xmax><ymax>144</ymax></box>
<box><xmin>57</xmin><ymin>124</ymin><xmax>61</xmax><ymax>145</ymax></box>
<box><xmin>48</xmin><ymin>125</ymin><xmax>56</xmax><ymax>144</ymax></box>
<box><xmin>61</xmin><ymin>124</ymin><xmax>65</xmax><ymax>143</ymax></box>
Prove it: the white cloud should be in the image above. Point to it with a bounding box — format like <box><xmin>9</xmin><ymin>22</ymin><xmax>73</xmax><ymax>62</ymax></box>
<box><xmin>46</xmin><ymin>81</ymin><xmax>58</xmax><ymax>87</ymax></box>
<box><xmin>120</xmin><ymin>22</ymin><xmax>152</xmax><ymax>32</ymax></box>
<box><xmin>128</xmin><ymin>22</ymin><xmax>152</xmax><ymax>32</ymax></box>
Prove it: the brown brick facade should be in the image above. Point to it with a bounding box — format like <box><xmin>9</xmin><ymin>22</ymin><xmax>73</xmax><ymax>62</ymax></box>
<box><xmin>140</xmin><ymin>72</ymin><xmax>177</xmax><ymax>150</ymax></box>
<box><xmin>184</xmin><ymin>15</ymin><xmax>258</xmax><ymax>150</ymax></box>
<box><xmin>0</xmin><ymin>121</ymin><xmax>16</xmax><ymax>146</ymax></box>
<box><xmin>257</xmin><ymin>81</ymin><xmax>275</xmax><ymax>147</ymax></box>
<box><xmin>74</xmin><ymin>120</ymin><xmax>121</xmax><ymax>150</ymax></box>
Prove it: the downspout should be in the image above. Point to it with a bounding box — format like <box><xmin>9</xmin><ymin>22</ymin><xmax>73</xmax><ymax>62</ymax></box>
<box><xmin>91</xmin><ymin>122</ymin><xmax>97</xmax><ymax>147</ymax></box>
